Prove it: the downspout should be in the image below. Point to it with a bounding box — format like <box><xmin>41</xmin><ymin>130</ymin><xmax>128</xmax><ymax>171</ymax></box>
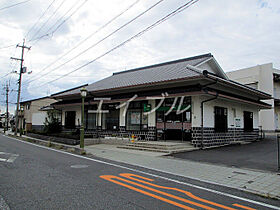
<box><xmin>201</xmin><ymin>93</ymin><xmax>218</xmax><ymax>149</ymax></box>
<box><xmin>200</xmin><ymin>70</ymin><xmax>218</xmax><ymax>149</ymax></box>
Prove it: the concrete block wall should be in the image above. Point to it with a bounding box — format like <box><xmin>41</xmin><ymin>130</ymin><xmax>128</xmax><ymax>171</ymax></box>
<box><xmin>191</xmin><ymin>127</ymin><xmax>259</xmax><ymax>147</ymax></box>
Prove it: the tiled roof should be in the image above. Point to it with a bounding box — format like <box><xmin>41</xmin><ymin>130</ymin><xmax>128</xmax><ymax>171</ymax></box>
<box><xmin>55</xmin><ymin>53</ymin><xmax>211</xmax><ymax>97</ymax></box>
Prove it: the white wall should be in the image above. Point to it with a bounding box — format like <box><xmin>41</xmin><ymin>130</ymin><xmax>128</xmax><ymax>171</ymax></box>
<box><xmin>273</xmin><ymin>82</ymin><xmax>280</xmax><ymax>99</ymax></box>
<box><xmin>148</xmin><ymin>100</ymin><xmax>156</xmax><ymax>127</ymax></box>
<box><xmin>61</xmin><ymin>105</ymin><xmax>81</xmax><ymax>126</ymax></box>
<box><xmin>23</xmin><ymin>98</ymin><xmax>56</xmax><ymax>124</ymax></box>
<box><xmin>32</xmin><ymin>112</ymin><xmax>47</xmax><ymax>125</ymax></box>
<box><xmin>192</xmin><ymin>96</ymin><xmax>259</xmax><ymax>129</ymax></box>
<box><xmin>119</xmin><ymin>106</ymin><xmax>126</xmax><ymax>127</ymax></box>
<box><xmin>227</xmin><ymin>63</ymin><xmax>275</xmax><ymax>131</ymax></box>
<box><xmin>191</xmin><ymin>96</ymin><xmax>201</xmax><ymax>127</ymax></box>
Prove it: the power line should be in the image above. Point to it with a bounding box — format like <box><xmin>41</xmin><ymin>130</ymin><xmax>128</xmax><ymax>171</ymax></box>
<box><xmin>29</xmin><ymin>0</ymin><xmax>89</xmax><ymax>46</ymax></box>
<box><xmin>23</xmin><ymin>0</ymin><xmax>140</xmax><ymax>84</ymax></box>
<box><xmin>30</xmin><ymin>0</ymin><xmax>84</xmax><ymax>45</ymax></box>
<box><xmin>24</xmin><ymin>0</ymin><xmax>163</xmax><ymax>86</ymax></box>
<box><xmin>25</xmin><ymin>0</ymin><xmax>57</xmax><ymax>40</ymax></box>
<box><xmin>0</xmin><ymin>72</ymin><xmax>11</xmax><ymax>79</ymax></box>
<box><xmin>0</xmin><ymin>0</ymin><xmax>31</xmax><ymax>12</ymax></box>
<box><xmin>29</xmin><ymin>0</ymin><xmax>67</xmax><ymax>42</ymax></box>
<box><xmin>33</xmin><ymin>0</ymin><xmax>199</xmax><ymax>89</ymax></box>
<box><xmin>0</xmin><ymin>44</ymin><xmax>17</xmax><ymax>50</ymax></box>
<box><xmin>46</xmin><ymin>0</ymin><xmax>88</xmax><ymax>37</ymax></box>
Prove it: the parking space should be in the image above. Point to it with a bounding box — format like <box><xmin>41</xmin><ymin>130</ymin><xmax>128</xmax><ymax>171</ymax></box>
<box><xmin>172</xmin><ymin>135</ymin><xmax>279</xmax><ymax>172</ymax></box>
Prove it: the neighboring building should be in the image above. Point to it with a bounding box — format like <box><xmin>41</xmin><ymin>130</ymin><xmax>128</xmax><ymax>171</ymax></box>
<box><xmin>0</xmin><ymin>112</ymin><xmax>12</xmax><ymax>129</ymax></box>
<box><xmin>227</xmin><ymin>63</ymin><xmax>280</xmax><ymax>132</ymax></box>
<box><xmin>20</xmin><ymin>97</ymin><xmax>57</xmax><ymax>131</ymax></box>
<box><xmin>0</xmin><ymin>113</ymin><xmax>5</xmax><ymax>128</ymax></box>
<box><xmin>51</xmin><ymin>53</ymin><xmax>271</xmax><ymax>147</ymax></box>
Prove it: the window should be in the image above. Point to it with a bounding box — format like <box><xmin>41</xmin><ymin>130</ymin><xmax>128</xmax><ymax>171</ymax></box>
<box><xmin>26</xmin><ymin>103</ymin><xmax>31</xmax><ymax>110</ymax></box>
<box><xmin>87</xmin><ymin>113</ymin><xmax>96</xmax><ymax>129</ymax></box>
<box><xmin>65</xmin><ymin>111</ymin><xmax>76</xmax><ymax>129</ymax></box>
<box><xmin>126</xmin><ymin>101</ymin><xmax>148</xmax><ymax>131</ymax></box>
<box><xmin>244</xmin><ymin>111</ymin><xmax>253</xmax><ymax>132</ymax></box>
<box><xmin>156</xmin><ymin>97</ymin><xmax>191</xmax><ymax>123</ymax></box>
<box><xmin>214</xmin><ymin>106</ymin><xmax>227</xmax><ymax>132</ymax></box>
<box><xmin>102</xmin><ymin>109</ymin><xmax>119</xmax><ymax>130</ymax></box>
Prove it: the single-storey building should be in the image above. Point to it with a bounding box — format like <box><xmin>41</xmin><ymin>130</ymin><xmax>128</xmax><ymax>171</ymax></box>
<box><xmin>51</xmin><ymin>53</ymin><xmax>271</xmax><ymax>147</ymax></box>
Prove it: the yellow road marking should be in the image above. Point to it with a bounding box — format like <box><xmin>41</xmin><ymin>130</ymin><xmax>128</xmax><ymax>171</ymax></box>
<box><xmin>120</xmin><ymin>173</ymin><xmax>237</xmax><ymax>210</ymax></box>
<box><xmin>101</xmin><ymin>174</ymin><xmax>221</xmax><ymax>209</ymax></box>
<box><xmin>100</xmin><ymin>175</ymin><xmax>196</xmax><ymax>210</ymax></box>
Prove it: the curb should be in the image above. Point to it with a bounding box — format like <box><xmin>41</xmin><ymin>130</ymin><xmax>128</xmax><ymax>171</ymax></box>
<box><xmin>6</xmin><ymin>134</ymin><xmax>86</xmax><ymax>155</ymax></box>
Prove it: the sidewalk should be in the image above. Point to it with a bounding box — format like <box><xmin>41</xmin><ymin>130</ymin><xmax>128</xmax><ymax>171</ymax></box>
<box><xmin>85</xmin><ymin>144</ymin><xmax>280</xmax><ymax>200</ymax></box>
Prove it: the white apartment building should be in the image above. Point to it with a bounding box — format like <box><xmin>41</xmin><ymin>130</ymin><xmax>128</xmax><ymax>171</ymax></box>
<box><xmin>227</xmin><ymin>63</ymin><xmax>280</xmax><ymax>132</ymax></box>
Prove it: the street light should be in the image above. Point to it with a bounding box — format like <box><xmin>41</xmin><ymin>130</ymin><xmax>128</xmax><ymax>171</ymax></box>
<box><xmin>80</xmin><ymin>87</ymin><xmax>87</xmax><ymax>148</ymax></box>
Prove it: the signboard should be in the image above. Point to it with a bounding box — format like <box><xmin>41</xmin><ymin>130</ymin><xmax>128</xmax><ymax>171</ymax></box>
<box><xmin>143</xmin><ymin>104</ymin><xmax>151</xmax><ymax>112</ymax></box>
<box><xmin>235</xmin><ymin>118</ymin><xmax>241</xmax><ymax>128</ymax></box>
<box><xmin>131</xmin><ymin>112</ymin><xmax>140</xmax><ymax>124</ymax></box>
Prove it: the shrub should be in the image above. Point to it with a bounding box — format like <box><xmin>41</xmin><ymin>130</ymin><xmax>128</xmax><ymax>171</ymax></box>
<box><xmin>44</xmin><ymin>110</ymin><xmax>62</xmax><ymax>134</ymax></box>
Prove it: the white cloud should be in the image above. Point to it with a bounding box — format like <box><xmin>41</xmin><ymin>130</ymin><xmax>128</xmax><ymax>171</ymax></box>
<box><xmin>0</xmin><ymin>0</ymin><xmax>279</xmax><ymax>103</ymax></box>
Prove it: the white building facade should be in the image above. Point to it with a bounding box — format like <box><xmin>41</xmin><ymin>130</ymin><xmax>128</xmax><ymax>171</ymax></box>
<box><xmin>227</xmin><ymin>63</ymin><xmax>280</xmax><ymax>132</ymax></box>
<box><xmin>20</xmin><ymin>97</ymin><xmax>57</xmax><ymax>131</ymax></box>
<box><xmin>52</xmin><ymin>54</ymin><xmax>271</xmax><ymax>147</ymax></box>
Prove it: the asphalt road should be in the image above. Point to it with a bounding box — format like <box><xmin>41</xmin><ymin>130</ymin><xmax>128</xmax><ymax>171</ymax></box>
<box><xmin>0</xmin><ymin>134</ymin><xmax>279</xmax><ymax>210</ymax></box>
<box><xmin>173</xmin><ymin>137</ymin><xmax>279</xmax><ymax>172</ymax></box>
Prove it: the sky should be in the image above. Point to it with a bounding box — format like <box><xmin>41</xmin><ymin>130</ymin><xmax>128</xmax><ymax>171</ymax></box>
<box><xmin>0</xmin><ymin>0</ymin><xmax>279</xmax><ymax>114</ymax></box>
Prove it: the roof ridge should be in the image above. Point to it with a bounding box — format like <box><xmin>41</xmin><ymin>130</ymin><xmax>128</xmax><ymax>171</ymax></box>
<box><xmin>113</xmin><ymin>53</ymin><xmax>212</xmax><ymax>76</ymax></box>
<box><xmin>51</xmin><ymin>84</ymin><xmax>88</xmax><ymax>97</ymax></box>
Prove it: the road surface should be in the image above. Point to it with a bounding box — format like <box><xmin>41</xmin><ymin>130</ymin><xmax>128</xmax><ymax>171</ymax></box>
<box><xmin>0</xmin><ymin>134</ymin><xmax>279</xmax><ymax>209</ymax></box>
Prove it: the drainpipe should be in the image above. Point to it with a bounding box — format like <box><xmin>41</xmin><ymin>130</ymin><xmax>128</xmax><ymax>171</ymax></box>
<box><xmin>201</xmin><ymin>93</ymin><xmax>218</xmax><ymax>149</ymax></box>
<box><xmin>200</xmin><ymin>70</ymin><xmax>219</xmax><ymax>149</ymax></box>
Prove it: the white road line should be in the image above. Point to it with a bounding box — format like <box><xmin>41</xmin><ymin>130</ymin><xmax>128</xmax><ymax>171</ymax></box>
<box><xmin>0</xmin><ymin>152</ymin><xmax>19</xmax><ymax>163</ymax></box>
<box><xmin>2</xmin><ymin>134</ymin><xmax>280</xmax><ymax>210</ymax></box>
<box><xmin>6</xmin><ymin>154</ymin><xmax>18</xmax><ymax>163</ymax></box>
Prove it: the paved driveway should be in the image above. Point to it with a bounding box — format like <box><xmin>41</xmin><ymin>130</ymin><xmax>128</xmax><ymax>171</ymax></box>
<box><xmin>172</xmin><ymin>135</ymin><xmax>279</xmax><ymax>172</ymax></box>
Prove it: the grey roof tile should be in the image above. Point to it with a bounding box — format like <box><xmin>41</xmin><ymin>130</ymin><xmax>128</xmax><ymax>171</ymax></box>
<box><xmin>55</xmin><ymin>54</ymin><xmax>211</xmax><ymax>97</ymax></box>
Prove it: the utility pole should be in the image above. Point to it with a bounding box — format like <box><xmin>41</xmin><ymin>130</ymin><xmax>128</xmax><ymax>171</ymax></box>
<box><xmin>11</xmin><ymin>39</ymin><xmax>31</xmax><ymax>135</ymax></box>
<box><xmin>4</xmin><ymin>82</ymin><xmax>9</xmax><ymax>134</ymax></box>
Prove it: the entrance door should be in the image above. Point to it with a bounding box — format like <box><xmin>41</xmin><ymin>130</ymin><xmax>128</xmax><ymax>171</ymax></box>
<box><xmin>65</xmin><ymin>111</ymin><xmax>76</xmax><ymax>129</ymax></box>
<box><xmin>155</xmin><ymin>97</ymin><xmax>192</xmax><ymax>141</ymax></box>
<box><xmin>244</xmin><ymin>111</ymin><xmax>253</xmax><ymax>132</ymax></box>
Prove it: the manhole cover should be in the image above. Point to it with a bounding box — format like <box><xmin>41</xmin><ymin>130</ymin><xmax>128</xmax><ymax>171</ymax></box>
<box><xmin>70</xmin><ymin>165</ymin><xmax>89</xmax><ymax>169</ymax></box>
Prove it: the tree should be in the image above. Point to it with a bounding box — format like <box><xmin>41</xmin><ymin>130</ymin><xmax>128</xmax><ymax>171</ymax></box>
<box><xmin>44</xmin><ymin>110</ymin><xmax>61</xmax><ymax>133</ymax></box>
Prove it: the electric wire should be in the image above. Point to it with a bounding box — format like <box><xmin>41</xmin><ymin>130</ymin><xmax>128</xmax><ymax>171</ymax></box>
<box><xmin>23</xmin><ymin>0</ymin><xmax>140</xmax><ymax>84</ymax></box>
<box><xmin>0</xmin><ymin>44</ymin><xmax>17</xmax><ymax>50</ymax></box>
<box><xmin>23</xmin><ymin>0</ymin><xmax>163</xmax><ymax>86</ymax></box>
<box><xmin>0</xmin><ymin>0</ymin><xmax>31</xmax><ymax>12</ymax></box>
<box><xmin>29</xmin><ymin>0</ymin><xmax>67</xmax><ymax>42</ymax></box>
<box><xmin>33</xmin><ymin>0</ymin><xmax>199</xmax><ymax>89</ymax></box>
<box><xmin>31</xmin><ymin>0</ymin><xmax>82</xmax><ymax>45</ymax></box>
<box><xmin>30</xmin><ymin>0</ymin><xmax>88</xmax><ymax>46</ymax></box>
<box><xmin>48</xmin><ymin>0</ymin><xmax>88</xmax><ymax>36</ymax></box>
<box><xmin>25</xmin><ymin>0</ymin><xmax>57</xmax><ymax>40</ymax></box>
